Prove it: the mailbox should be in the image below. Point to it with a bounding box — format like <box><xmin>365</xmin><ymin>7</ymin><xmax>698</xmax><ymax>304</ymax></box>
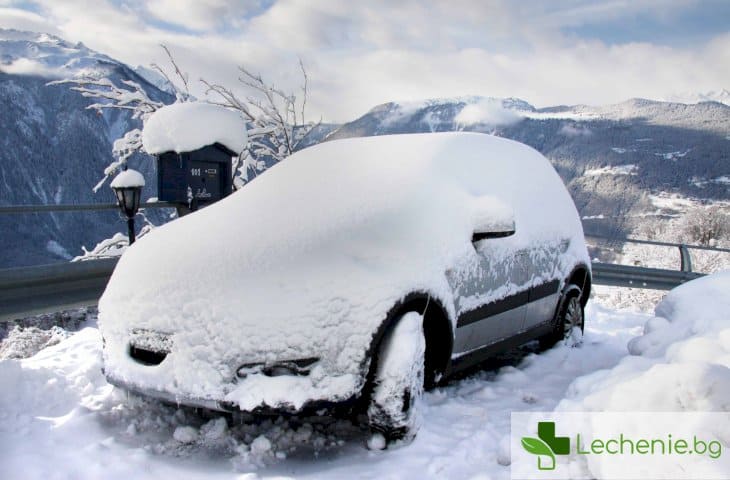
<box><xmin>156</xmin><ymin>143</ymin><xmax>234</xmax><ymax>209</ymax></box>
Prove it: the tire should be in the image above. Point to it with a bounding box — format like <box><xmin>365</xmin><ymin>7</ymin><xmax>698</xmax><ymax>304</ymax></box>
<box><xmin>366</xmin><ymin>311</ymin><xmax>426</xmax><ymax>448</ymax></box>
<box><xmin>540</xmin><ymin>287</ymin><xmax>584</xmax><ymax>349</ymax></box>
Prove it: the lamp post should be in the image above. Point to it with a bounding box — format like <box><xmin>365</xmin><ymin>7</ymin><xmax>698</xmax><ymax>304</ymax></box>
<box><xmin>110</xmin><ymin>168</ymin><xmax>145</xmax><ymax>245</ymax></box>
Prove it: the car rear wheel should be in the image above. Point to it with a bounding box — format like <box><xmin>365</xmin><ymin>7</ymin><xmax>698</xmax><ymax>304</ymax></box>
<box><xmin>540</xmin><ymin>287</ymin><xmax>584</xmax><ymax>349</ymax></box>
<box><xmin>366</xmin><ymin>311</ymin><xmax>425</xmax><ymax>449</ymax></box>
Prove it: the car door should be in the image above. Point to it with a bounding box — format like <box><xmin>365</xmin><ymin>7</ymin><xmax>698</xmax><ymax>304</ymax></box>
<box><xmin>521</xmin><ymin>238</ymin><xmax>569</xmax><ymax>331</ymax></box>
<box><xmin>449</xmin><ymin>235</ymin><xmax>532</xmax><ymax>355</ymax></box>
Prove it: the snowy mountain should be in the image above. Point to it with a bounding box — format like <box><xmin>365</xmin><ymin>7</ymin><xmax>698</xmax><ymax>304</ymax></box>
<box><xmin>133</xmin><ymin>65</ymin><xmax>176</xmax><ymax>96</ymax></box>
<box><xmin>0</xmin><ymin>29</ymin><xmax>119</xmax><ymax>79</ymax></box>
<box><xmin>0</xmin><ymin>29</ymin><xmax>174</xmax><ymax>268</ymax></box>
<box><xmin>1</xmin><ymin>28</ymin><xmax>728</xmax><ymax>267</ymax></box>
<box><xmin>327</xmin><ymin>97</ymin><xmax>730</xmax><ymax>237</ymax></box>
<box><xmin>662</xmin><ymin>89</ymin><xmax>730</xmax><ymax>106</ymax></box>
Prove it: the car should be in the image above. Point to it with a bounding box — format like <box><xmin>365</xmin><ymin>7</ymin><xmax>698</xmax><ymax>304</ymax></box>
<box><xmin>99</xmin><ymin>132</ymin><xmax>591</xmax><ymax>446</ymax></box>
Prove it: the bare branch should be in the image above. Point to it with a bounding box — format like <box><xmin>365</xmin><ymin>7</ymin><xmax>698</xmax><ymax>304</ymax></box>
<box><xmin>299</xmin><ymin>58</ymin><xmax>308</xmax><ymax>126</ymax></box>
<box><xmin>158</xmin><ymin>44</ymin><xmax>191</xmax><ymax>102</ymax></box>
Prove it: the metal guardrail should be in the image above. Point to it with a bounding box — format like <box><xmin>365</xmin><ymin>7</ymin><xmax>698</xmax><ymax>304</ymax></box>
<box><xmin>0</xmin><ymin>258</ymin><xmax>118</xmax><ymax>322</ymax></box>
<box><xmin>0</xmin><ymin>207</ymin><xmax>726</xmax><ymax>321</ymax></box>
<box><xmin>591</xmin><ymin>263</ymin><xmax>704</xmax><ymax>291</ymax></box>
<box><xmin>0</xmin><ymin>258</ymin><xmax>711</xmax><ymax>323</ymax></box>
<box><xmin>0</xmin><ymin>201</ymin><xmax>176</xmax><ymax>214</ymax></box>
<box><xmin>586</xmin><ymin>234</ymin><xmax>730</xmax><ymax>273</ymax></box>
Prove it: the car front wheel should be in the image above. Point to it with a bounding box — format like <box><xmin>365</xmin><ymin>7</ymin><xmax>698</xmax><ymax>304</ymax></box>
<box><xmin>366</xmin><ymin>311</ymin><xmax>425</xmax><ymax>448</ymax></box>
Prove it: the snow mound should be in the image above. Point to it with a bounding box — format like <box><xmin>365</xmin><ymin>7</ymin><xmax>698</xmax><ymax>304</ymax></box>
<box><xmin>560</xmin><ymin>271</ymin><xmax>730</xmax><ymax>413</ymax></box>
<box><xmin>0</xmin><ymin>325</ymin><xmax>70</xmax><ymax>359</ymax></box>
<box><xmin>142</xmin><ymin>102</ymin><xmax>247</xmax><ymax>155</ymax></box>
<box><xmin>556</xmin><ymin>271</ymin><xmax>730</xmax><ymax>480</ymax></box>
<box><xmin>110</xmin><ymin>168</ymin><xmax>145</xmax><ymax>188</ymax></box>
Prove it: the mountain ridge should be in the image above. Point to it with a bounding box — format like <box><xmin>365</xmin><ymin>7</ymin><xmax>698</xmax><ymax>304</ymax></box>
<box><xmin>0</xmin><ymin>29</ymin><xmax>728</xmax><ymax>267</ymax></box>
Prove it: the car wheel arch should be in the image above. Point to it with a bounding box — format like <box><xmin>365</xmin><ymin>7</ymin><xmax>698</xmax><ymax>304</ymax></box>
<box><xmin>566</xmin><ymin>263</ymin><xmax>591</xmax><ymax>307</ymax></box>
<box><xmin>361</xmin><ymin>292</ymin><xmax>453</xmax><ymax>404</ymax></box>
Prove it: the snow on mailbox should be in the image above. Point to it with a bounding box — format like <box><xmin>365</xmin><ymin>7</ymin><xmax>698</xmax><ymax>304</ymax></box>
<box><xmin>142</xmin><ymin>102</ymin><xmax>247</xmax><ymax>211</ymax></box>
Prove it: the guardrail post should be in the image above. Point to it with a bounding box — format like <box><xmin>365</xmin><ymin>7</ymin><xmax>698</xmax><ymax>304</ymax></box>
<box><xmin>679</xmin><ymin>244</ymin><xmax>692</xmax><ymax>273</ymax></box>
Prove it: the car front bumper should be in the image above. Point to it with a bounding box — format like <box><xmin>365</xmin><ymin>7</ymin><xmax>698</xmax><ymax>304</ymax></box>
<box><xmin>104</xmin><ymin>370</ymin><xmax>365</xmax><ymax>417</ymax></box>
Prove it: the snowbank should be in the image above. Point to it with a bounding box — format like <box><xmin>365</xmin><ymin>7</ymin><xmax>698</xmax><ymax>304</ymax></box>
<box><xmin>562</xmin><ymin>271</ymin><xmax>730</xmax><ymax>412</ymax></box>
<box><xmin>110</xmin><ymin>168</ymin><xmax>145</xmax><ymax>188</ymax></box>
<box><xmin>142</xmin><ymin>102</ymin><xmax>247</xmax><ymax>155</ymax></box>
<box><xmin>558</xmin><ymin>272</ymin><xmax>730</xmax><ymax>478</ymax></box>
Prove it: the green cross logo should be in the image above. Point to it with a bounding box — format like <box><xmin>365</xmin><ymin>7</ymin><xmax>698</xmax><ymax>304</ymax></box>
<box><xmin>521</xmin><ymin>421</ymin><xmax>570</xmax><ymax>470</ymax></box>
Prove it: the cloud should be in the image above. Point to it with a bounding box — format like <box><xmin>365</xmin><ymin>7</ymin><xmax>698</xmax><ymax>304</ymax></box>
<box><xmin>3</xmin><ymin>0</ymin><xmax>729</xmax><ymax>122</ymax></box>
<box><xmin>0</xmin><ymin>57</ymin><xmax>65</xmax><ymax>78</ymax></box>
<box><xmin>559</xmin><ymin>123</ymin><xmax>592</xmax><ymax>137</ymax></box>
<box><xmin>144</xmin><ymin>0</ymin><xmax>261</xmax><ymax>32</ymax></box>
<box><xmin>454</xmin><ymin>99</ymin><xmax>522</xmax><ymax>126</ymax></box>
<box><xmin>0</xmin><ymin>7</ymin><xmax>61</xmax><ymax>35</ymax></box>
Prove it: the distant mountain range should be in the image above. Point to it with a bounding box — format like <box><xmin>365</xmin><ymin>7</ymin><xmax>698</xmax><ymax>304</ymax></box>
<box><xmin>1</xmin><ymin>29</ymin><xmax>728</xmax><ymax>267</ymax></box>
<box><xmin>325</xmin><ymin>97</ymin><xmax>730</xmax><ymax>239</ymax></box>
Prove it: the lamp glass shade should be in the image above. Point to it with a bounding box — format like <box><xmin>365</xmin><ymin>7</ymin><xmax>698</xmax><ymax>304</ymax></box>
<box><xmin>113</xmin><ymin>185</ymin><xmax>142</xmax><ymax>218</ymax></box>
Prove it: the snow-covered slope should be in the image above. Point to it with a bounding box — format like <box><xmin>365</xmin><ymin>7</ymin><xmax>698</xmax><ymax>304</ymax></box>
<box><xmin>0</xmin><ymin>29</ymin><xmax>118</xmax><ymax>79</ymax></box>
<box><xmin>0</xmin><ymin>29</ymin><xmax>174</xmax><ymax>268</ymax></box>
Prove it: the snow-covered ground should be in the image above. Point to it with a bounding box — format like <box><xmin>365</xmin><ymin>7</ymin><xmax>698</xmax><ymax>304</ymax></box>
<box><xmin>1</xmin><ymin>273</ymin><xmax>728</xmax><ymax>479</ymax></box>
<box><xmin>0</xmin><ymin>302</ymin><xmax>646</xmax><ymax>478</ymax></box>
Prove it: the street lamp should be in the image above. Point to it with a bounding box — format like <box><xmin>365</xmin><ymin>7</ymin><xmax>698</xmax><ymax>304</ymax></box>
<box><xmin>110</xmin><ymin>168</ymin><xmax>145</xmax><ymax>245</ymax></box>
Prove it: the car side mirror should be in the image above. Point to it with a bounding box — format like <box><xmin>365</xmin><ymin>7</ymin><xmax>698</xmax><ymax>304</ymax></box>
<box><xmin>471</xmin><ymin>197</ymin><xmax>516</xmax><ymax>243</ymax></box>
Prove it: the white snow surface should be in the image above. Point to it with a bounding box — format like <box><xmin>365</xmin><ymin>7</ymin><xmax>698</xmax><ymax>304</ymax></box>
<box><xmin>0</xmin><ymin>292</ymin><xmax>663</xmax><ymax>478</ymax></box>
<box><xmin>142</xmin><ymin>102</ymin><xmax>247</xmax><ymax>155</ymax></box>
<box><xmin>562</xmin><ymin>271</ymin><xmax>730</xmax><ymax>412</ymax></box>
<box><xmin>557</xmin><ymin>271</ymin><xmax>730</xmax><ymax>478</ymax></box>
<box><xmin>110</xmin><ymin>168</ymin><xmax>145</xmax><ymax>188</ymax></box>
<box><xmin>4</xmin><ymin>274</ymin><xmax>729</xmax><ymax>478</ymax></box>
<box><xmin>584</xmin><ymin>164</ymin><xmax>638</xmax><ymax>177</ymax></box>
<box><xmin>0</xmin><ymin>28</ymin><xmax>117</xmax><ymax>79</ymax></box>
<box><xmin>99</xmin><ymin>132</ymin><xmax>587</xmax><ymax>412</ymax></box>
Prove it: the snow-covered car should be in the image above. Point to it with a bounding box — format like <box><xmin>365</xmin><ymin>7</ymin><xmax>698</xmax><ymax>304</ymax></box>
<box><xmin>99</xmin><ymin>132</ymin><xmax>591</xmax><ymax>446</ymax></box>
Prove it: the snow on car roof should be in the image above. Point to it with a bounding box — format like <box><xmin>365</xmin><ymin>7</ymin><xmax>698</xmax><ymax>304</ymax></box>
<box><xmin>142</xmin><ymin>102</ymin><xmax>247</xmax><ymax>155</ymax></box>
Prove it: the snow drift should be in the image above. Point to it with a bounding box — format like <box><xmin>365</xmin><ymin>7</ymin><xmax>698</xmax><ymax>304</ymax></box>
<box><xmin>558</xmin><ymin>271</ymin><xmax>730</xmax><ymax>478</ymax></box>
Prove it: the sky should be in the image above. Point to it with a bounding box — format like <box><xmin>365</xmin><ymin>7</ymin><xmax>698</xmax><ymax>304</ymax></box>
<box><xmin>0</xmin><ymin>0</ymin><xmax>728</xmax><ymax>122</ymax></box>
